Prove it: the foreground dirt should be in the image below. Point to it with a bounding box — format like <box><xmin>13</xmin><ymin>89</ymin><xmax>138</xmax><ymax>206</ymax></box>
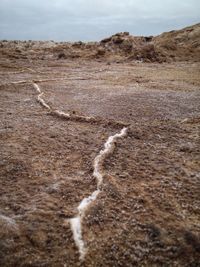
<box><xmin>0</xmin><ymin>58</ymin><xmax>200</xmax><ymax>267</ymax></box>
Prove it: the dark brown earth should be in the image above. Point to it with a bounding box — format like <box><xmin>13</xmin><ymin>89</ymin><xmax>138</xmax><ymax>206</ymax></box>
<box><xmin>0</xmin><ymin>25</ymin><xmax>200</xmax><ymax>267</ymax></box>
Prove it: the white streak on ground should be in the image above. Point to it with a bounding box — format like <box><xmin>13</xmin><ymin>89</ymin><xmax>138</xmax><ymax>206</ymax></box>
<box><xmin>70</xmin><ymin>127</ymin><xmax>128</xmax><ymax>261</ymax></box>
<box><xmin>70</xmin><ymin>217</ymin><xmax>87</xmax><ymax>261</ymax></box>
<box><xmin>0</xmin><ymin>214</ymin><xmax>16</xmax><ymax>225</ymax></box>
<box><xmin>37</xmin><ymin>92</ymin><xmax>51</xmax><ymax>110</ymax></box>
<box><xmin>53</xmin><ymin>109</ymin><xmax>70</xmax><ymax>118</ymax></box>
<box><xmin>10</xmin><ymin>80</ymin><xmax>28</xmax><ymax>85</ymax></box>
<box><xmin>0</xmin><ymin>214</ymin><xmax>18</xmax><ymax>230</ymax></box>
<box><xmin>53</xmin><ymin>110</ymin><xmax>95</xmax><ymax>122</ymax></box>
<box><xmin>33</xmin><ymin>83</ymin><xmax>50</xmax><ymax>110</ymax></box>
<box><xmin>33</xmin><ymin>83</ymin><xmax>41</xmax><ymax>93</ymax></box>
<box><xmin>94</xmin><ymin>127</ymin><xmax>127</xmax><ymax>188</ymax></box>
<box><xmin>31</xmin><ymin>81</ymin><xmax>128</xmax><ymax>261</ymax></box>
<box><xmin>33</xmin><ymin>82</ymin><xmax>96</xmax><ymax>121</ymax></box>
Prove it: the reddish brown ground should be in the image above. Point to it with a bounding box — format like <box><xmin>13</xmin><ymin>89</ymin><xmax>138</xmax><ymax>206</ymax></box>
<box><xmin>0</xmin><ymin>58</ymin><xmax>200</xmax><ymax>267</ymax></box>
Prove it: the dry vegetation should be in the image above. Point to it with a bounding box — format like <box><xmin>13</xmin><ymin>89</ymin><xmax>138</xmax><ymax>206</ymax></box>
<box><xmin>0</xmin><ymin>23</ymin><xmax>199</xmax><ymax>63</ymax></box>
<box><xmin>0</xmin><ymin>23</ymin><xmax>200</xmax><ymax>266</ymax></box>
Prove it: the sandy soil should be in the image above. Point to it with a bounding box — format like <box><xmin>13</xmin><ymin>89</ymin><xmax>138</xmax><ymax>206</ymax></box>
<box><xmin>0</xmin><ymin>59</ymin><xmax>200</xmax><ymax>266</ymax></box>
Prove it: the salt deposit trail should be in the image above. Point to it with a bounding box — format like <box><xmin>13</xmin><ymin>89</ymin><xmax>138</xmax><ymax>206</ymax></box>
<box><xmin>2</xmin><ymin>77</ymin><xmax>82</xmax><ymax>87</ymax></box>
<box><xmin>32</xmin><ymin>82</ymin><xmax>100</xmax><ymax>123</ymax></box>
<box><xmin>0</xmin><ymin>214</ymin><xmax>19</xmax><ymax>231</ymax></box>
<box><xmin>70</xmin><ymin>127</ymin><xmax>128</xmax><ymax>261</ymax></box>
<box><xmin>93</xmin><ymin>127</ymin><xmax>127</xmax><ymax>188</ymax></box>
<box><xmin>32</xmin><ymin>81</ymin><xmax>128</xmax><ymax>261</ymax></box>
<box><xmin>33</xmin><ymin>83</ymin><xmax>51</xmax><ymax>110</ymax></box>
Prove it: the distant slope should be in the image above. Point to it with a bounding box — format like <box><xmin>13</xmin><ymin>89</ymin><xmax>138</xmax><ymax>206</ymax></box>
<box><xmin>99</xmin><ymin>23</ymin><xmax>200</xmax><ymax>62</ymax></box>
<box><xmin>154</xmin><ymin>23</ymin><xmax>200</xmax><ymax>62</ymax></box>
<box><xmin>0</xmin><ymin>23</ymin><xmax>199</xmax><ymax>62</ymax></box>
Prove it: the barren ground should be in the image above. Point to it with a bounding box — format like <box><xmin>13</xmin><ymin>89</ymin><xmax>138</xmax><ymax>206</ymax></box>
<box><xmin>0</xmin><ymin>59</ymin><xmax>200</xmax><ymax>267</ymax></box>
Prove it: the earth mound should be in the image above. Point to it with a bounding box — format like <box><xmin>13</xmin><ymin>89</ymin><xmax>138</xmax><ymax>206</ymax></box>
<box><xmin>0</xmin><ymin>23</ymin><xmax>199</xmax><ymax>62</ymax></box>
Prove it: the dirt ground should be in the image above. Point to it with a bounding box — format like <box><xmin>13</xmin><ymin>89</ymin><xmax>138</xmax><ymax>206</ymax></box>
<box><xmin>0</xmin><ymin>59</ymin><xmax>200</xmax><ymax>267</ymax></box>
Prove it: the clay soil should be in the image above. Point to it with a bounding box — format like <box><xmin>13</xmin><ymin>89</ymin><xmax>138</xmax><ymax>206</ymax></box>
<box><xmin>0</xmin><ymin>58</ymin><xmax>200</xmax><ymax>267</ymax></box>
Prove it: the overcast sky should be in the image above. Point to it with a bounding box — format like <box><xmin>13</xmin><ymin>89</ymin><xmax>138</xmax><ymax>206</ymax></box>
<box><xmin>0</xmin><ymin>0</ymin><xmax>199</xmax><ymax>41</ymax></box>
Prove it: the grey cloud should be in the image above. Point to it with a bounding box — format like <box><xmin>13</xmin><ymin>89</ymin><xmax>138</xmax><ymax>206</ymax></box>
<box><xmin>0</xmin><ymin>0</ymin><xmax>199</xmax><ymax>41</ymax></box>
